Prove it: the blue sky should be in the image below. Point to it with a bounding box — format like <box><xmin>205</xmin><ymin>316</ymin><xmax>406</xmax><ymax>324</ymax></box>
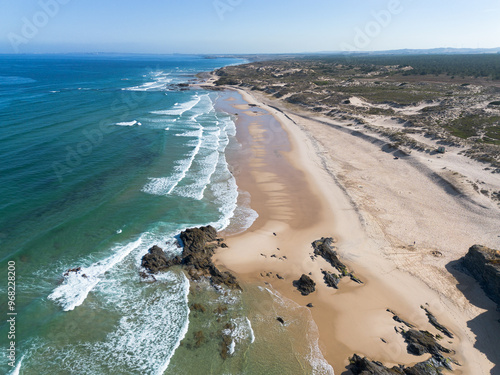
<box><xmin>0</xmin><ymin>0</ymin><xmax>499</xmax><ymax>54</ymax></box>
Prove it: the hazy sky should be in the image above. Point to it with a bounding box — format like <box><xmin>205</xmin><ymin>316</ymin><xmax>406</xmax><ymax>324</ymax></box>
<box><xmin>0</xmin><ymin>0</ymin><xmax>499</xmax><ymax>54</ymax></box>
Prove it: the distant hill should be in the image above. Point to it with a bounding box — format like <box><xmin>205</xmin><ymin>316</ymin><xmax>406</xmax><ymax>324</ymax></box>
<box><xmin>316</xmin><ymin>47</ymin><xmax>500</xmax><ymax>55</ymax></box>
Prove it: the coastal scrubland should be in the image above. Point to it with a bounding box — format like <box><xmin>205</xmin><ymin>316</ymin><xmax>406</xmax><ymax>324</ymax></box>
<box><xmin>214</xmin><ymin>54</ymin><xmax>500</xmax><ymax>169</ymax></box>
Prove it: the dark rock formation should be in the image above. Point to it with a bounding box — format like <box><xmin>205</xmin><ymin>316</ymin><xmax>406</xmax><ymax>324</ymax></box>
<box><xmin>141</xmin><ymin>226</ymin><xmax>240</xmax><ymax>290</ymax></box>
<box><xmin>312</xmin><ymin>237</ymin><xmax>345</xmax><ymax>271</ymax></box>
<box><xmin>409</xmin><ymin>355</ymin><xmax>453</xmax><ymax>374</ymax></box>
<box><xmin>276</xmin><ymin>317</ymin><xmax>285</xmax><ymax>325</ymax></box>
<box><xmin>462</xmin><ymin>244</ymin><xmax>500</xmax><ymax>306</ymax></box>
<box><xmin>141</xmin><ymin>245</ymin><xmax>181</xmax><ymax>273</ymax></box>
<box><xmin>401</xmin><ymin>329</ymin><xmax>451</xmax><ymax>356</ymax></box>
<box><xmin>180</xmin><ymin>226</ymin><xmax>217</xmax><ymax>255</ymax></box>
<box><xmin>193</xmin><ymin>331</ymin><xmax>205</xmax><ymax>348</ymax></box>
<box><xmin>307</xmin><ymin>303</ymin><xmax>314</xmax><ymax>308</ymax></box>
<box><xmin>387</xmin><ymin>309</ymin><xmax>415</xmax><ymax>328</ymax></box>
<box><xmin>350</xmin><ymin>273</ymin><xmax>363</xmax><ymax>284</ymax></box>
<box><xmin>349</xmin><ymin>354</ymin><xmax>404</xmax><ymax>374</ymax></box>
<box><xmin>312</xmin><ymin>237</ymin><xmax>362</xmax><ymax>284</ymax></box>
<box><xmin>349</xmin><ymin>308</ymin><xmax>456</xmax><ymax>374</ymax></box>
<box><xmin>349</xmin><ymin>353</ymin><xmax>450</xmax><ymax>375</ymax></box>
<box><xmin>190</xmin><ymin>303</ymin><xmax>206</xmax><ymax>313</ymax></box>
<box><xmin>63</xmin><ymin>267</ymin><xmax>81</xmax><ymax>276</ymax></box>
<box><xmin>293</xmin><ymin>274</ymin><xmax>316</xmax><ymax>295</ymax></box>
<box><xmin>422</xmin><ymin>307</ymin><xmax>454</xmax><ymax>338</ymax></box>
<box><xmin>322</xmin><ymin>270</ymin><xmax>340</xmax><ymax>289</ymax></box>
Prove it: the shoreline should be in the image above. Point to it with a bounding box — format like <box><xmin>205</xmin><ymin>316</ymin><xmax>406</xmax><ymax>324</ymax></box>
<box><xmin>208</xmin><ymin>80</ymin><xmax>500</xmax><ymax>374</ymax></box>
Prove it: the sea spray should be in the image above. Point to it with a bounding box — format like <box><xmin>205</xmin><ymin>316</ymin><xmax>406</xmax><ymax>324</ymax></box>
<box><xmin>48</xmin><ymin>237</ymin><xmax>143</xmax><ymax>311</ymax></box>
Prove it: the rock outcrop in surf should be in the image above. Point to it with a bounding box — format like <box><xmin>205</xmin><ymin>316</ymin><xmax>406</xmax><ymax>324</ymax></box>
<box><xmin>141</xmin><ymin>245</ymin><xmax>182</xmax><ymax>273</ymax></box>
<box><xmin>141</xmin><ymin>225</ymin><xmax>240</xmax><ymax>290</ymax></box>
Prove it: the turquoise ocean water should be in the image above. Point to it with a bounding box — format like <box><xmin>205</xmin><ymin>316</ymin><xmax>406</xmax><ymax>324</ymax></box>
<box><xmin>0</xmin><ymin>54</ymin><xmax>253</xmax><ymax>374</ymax></box>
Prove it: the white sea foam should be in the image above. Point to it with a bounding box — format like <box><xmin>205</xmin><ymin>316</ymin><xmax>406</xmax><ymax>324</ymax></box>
<box><xmin>156</xmin><ymin>275</ymin><xmax>190</xmax><ymax>375</ymax></box>
<box><xmin>228</xmin><ymin>340</ymin><xmax>236</xmax><ymax>355</ymax></box>
<box><xmin>207</xmin><ymin>153</ymin><xmax>238</xmax><ymax>230</ymax></box>
<box><xmin>7</xmin><ymin>354</ymin><xmax>24</xmax><ymax>375</ymax></box>
<box><xmin>143</xmin><ymin>95</ymin><xmax>240</xmax><ymax>229</ymax></box>
<box><xmin>170</xmin><ymin>109</ymin><xmax>238</xmax><ymax>214</ymax></box>
<box><xmin>308</xmin><ymin>320</ymin><xmax>335</xmax><ymax>375</ymax></box>
<box><xmin>175</xmin><ymin>130</ymin><xmax>203</xmax><ymax>137</ymax></box>
<box><xmin>30</xmin><ymin>230</ymin><xmax>191</xmax><ymax>374</ymax></box>
<box><xmin>151</xmin><ymin>95</ymin><xmax>202</xmax><ymax>116</ymax></box>
<box><xmin>122</xmin><ymin>71</ymin><xmax>172</xmax><ymax>92</ymax></box>
<box><xmin>226</xmin><ymin>190</ymin><xmax>259</xmax><ymax>235</ymax></box>
<box><xmin>32</xmin><ymin>269</ymin><xmax>190</xmax><ymax>374</ymax></box>
<box><xmin>90</xmin><ymin>263</ymin><xmax>191</xmax><ymax>375</ymax></box>
<box><xmin>48</xmin><ymin>237</ymin><xmax>143</xmax><ymax>311</ymax></box>
<box><xmin>143</xmin><ymin>94</ymin><xmax>223</xmax><ymax>198</ymax></box>
<box><xmin>246</xmin><ymin>317</ymin><xmax>255</xmax><ymax>343</ymax></box>
<box><xmin>116</xmin><ymin>120</ymin><xmax>141</xmax><ymax>126</ymax></box>
<box><xmin>172</xmin><ymin>148</ymin><xmax>219</xmax><ymax>200</ymax></box>
<box><xmin>172</xmin><ymin>116</ymin><xmax>220</xmax><ymax>199</ymax></box>
<box><xmin>141</xmin><ymin>176</ymin><xmax>177</xmax><ymax>197</ymax></box>
<box><xmin>221</xmin><ymin>317</ymin><xmax>255</xmax><ymax>357</ymax></box>
<box><xmin>142</xmin><ymin>125</ymin><xmax>203</xmax><ymax>196</ymax></box>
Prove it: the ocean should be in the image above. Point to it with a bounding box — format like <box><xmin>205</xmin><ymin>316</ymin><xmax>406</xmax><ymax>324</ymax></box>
<box><xmin>0</xmin><ymin>54</ymin><xmax>332</xmax><ymax>375</ymax></box>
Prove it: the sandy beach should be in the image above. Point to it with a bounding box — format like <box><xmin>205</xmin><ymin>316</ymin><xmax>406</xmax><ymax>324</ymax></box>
<box><xmin>209</xmin><ymin>81</ymin><xmax>500</xmax><ymax>374</ymax></box>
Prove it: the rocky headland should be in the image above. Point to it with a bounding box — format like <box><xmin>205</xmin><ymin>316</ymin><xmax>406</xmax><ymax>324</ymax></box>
<box><xmin>141</xmin><ymin>225</ymin><xmax>240</xmax><ymax>290</ymax></box>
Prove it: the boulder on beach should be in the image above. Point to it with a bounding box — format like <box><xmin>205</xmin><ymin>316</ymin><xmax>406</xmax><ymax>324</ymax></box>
<box><xmin>293</xmin><ymin>274</ymin><xmax>316</xmax><ymax>295</ymax></box>
<box><xmin>312</xmin><ymin>237</ymin><xmax>344</xmax><ymax>270</ymax></box>
<box><xmin>312</xmin><ymin>237</ymin><xmax>362</xmax><ymax>284</ymax></box>
<box><xmin>322</xmin><ymin>270</ymin><xmax>340</xmax><ymax>289</ymax></box>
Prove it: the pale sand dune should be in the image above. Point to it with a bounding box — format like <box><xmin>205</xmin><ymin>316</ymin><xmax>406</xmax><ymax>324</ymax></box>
<box><xmin>349</xmin><ymin>95</ymin><xmax>441</xmax><ymax>115</ymax></box>
<box><xmin>213</xmin><ymin>87</ymin><xmax>500</xmax><ymax>374</ymax></box>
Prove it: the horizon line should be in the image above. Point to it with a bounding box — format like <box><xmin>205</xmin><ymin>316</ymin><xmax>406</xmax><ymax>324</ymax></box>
<box><xmin>1</xmin><ymin>46</ymin><xmax>500</xmax><ymax>57</ymax></box>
